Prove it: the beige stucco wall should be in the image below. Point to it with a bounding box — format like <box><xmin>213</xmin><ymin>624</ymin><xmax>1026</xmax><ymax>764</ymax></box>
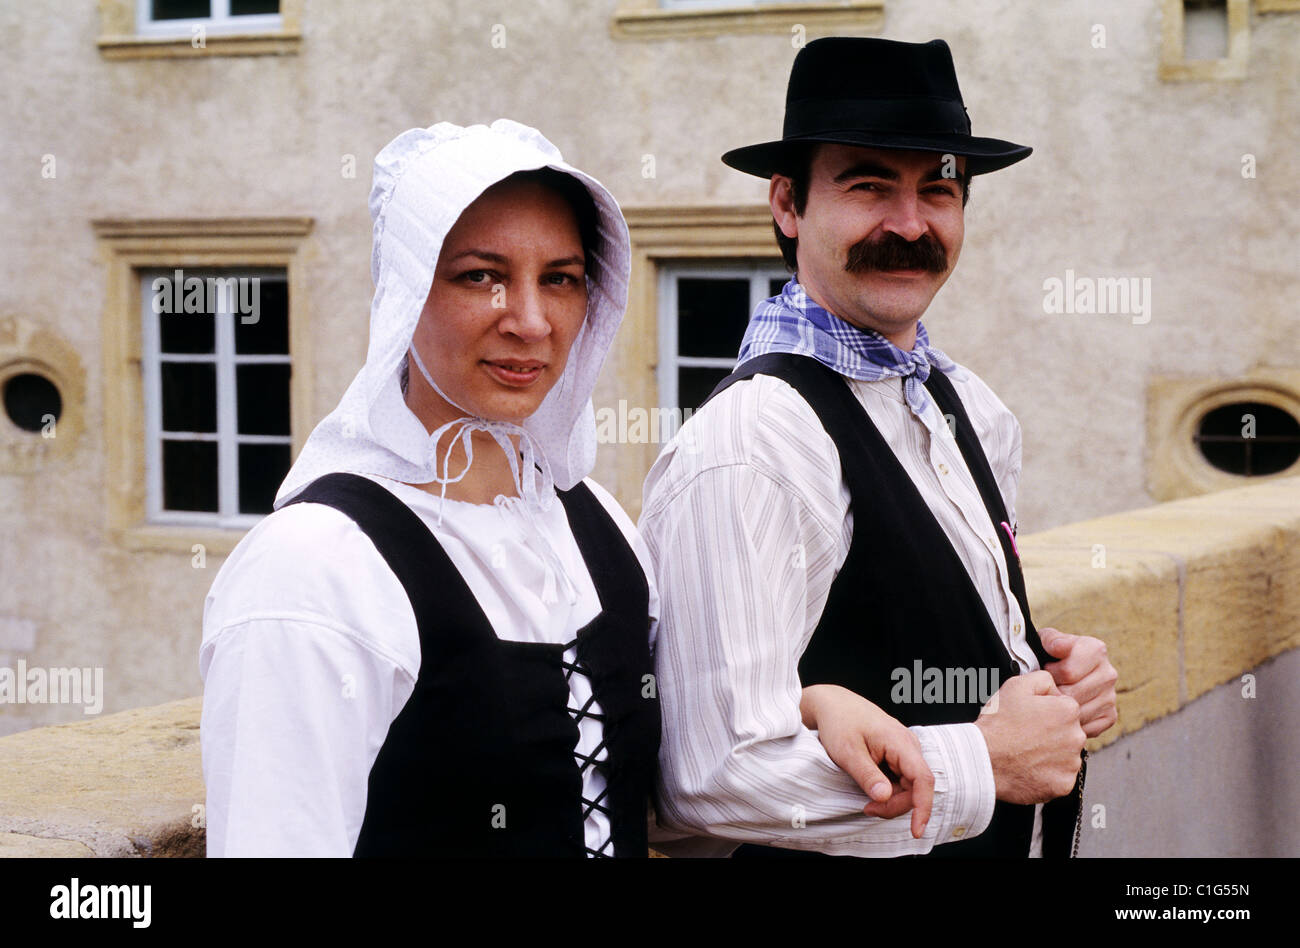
<box><xmin>1</xmin><ymin>1</ymin><xmax>1297</xmax><ymax>728</ymax></box>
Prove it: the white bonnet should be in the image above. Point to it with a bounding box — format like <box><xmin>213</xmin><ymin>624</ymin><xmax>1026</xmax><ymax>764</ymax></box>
<box><xmin>275</xmin><ymin>119</ymin><xmax>631</xmax><ymax>507</ymax></box>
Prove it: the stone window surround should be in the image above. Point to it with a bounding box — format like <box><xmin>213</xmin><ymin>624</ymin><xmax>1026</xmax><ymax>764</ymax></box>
<box><xmin>1146</xmin><ymin>369</ymin><xmax>1300</xmax><ymax>502</ymax></box>
<box><xmin>97</xmin><ymin>0</ymin><xmax>303</xmax><ymax>60</ymax></box>
<box><xmin>1159</xmin><ymin>0</ymin><xmax>1251</xmax><ymax>80</ymax></box>
<box><xmin>611</xmin><ymin>0</ymin><xmax>883</xmax><ymax>41</ymax></box>
<box><xmin>0</xmin><ymin>317</ymin><xmax>86</xmax><ymax>474</ymax></box>
<box><xmin>611</xmin><ymin>206</ymin><xmax>781</xmax><ymax>510</ymax></box>
<box><xmin>92</xmin><ymin>218</ymin><xmax>314</xmax><ymax>555</ymax></box>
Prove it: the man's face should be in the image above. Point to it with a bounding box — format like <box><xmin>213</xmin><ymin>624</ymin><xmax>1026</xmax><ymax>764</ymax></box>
<box><xmin>774</xmin><ymin>144</ymin><xmax>966</xmax><ymax>343</ymax></box>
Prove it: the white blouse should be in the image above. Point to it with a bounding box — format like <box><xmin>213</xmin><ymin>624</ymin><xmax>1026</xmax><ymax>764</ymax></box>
<box><xmin>199</xmin><ymin>473</ymin><xmax>658</xmax><ymax>857</ymax></box>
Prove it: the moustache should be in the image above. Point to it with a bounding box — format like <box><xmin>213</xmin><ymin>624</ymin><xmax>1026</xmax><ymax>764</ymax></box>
<box><xmin>844</xmin><ymin>233</ymin><xmax>948</xmax><ymax>273</ymax></box>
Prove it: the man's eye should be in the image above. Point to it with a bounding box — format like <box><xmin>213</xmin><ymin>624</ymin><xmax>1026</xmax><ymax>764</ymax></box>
<box><xmin>851</xmin><ymin>182</ymin><xmax>879</xmax><ymax>192</ymax></box>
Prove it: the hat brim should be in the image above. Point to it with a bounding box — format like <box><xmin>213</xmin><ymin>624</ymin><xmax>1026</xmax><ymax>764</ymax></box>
<box><xmin>721</xmin><ymin>131</ymin><xmax>1032</xmax><ymax>178</ymax></box>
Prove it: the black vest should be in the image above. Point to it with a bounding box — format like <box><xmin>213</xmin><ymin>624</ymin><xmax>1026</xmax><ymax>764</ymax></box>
<box><xmin>285</xmin><ymin>473</ymin><xmax>660</xmax><ymax>857</ymax></box>
<box><xmin>707</xmin><ymin>354</ymin><xmax>1082</xmax><ymax>858</ymax></box>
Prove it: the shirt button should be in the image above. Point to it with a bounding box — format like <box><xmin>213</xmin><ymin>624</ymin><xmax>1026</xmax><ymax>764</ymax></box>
<box><xmin>952</xmin><ymin>826</ymin><xmax>966</xmax><ymax>838</ymax></box>
<box><xmin>938</xmin><ymin>463</ymin><xmax>949</xmax><ymax>475</ymax></box>
<box><xmin>986</xmin><ymin>536</ymin><xmax>997</xmax><ymax>550</ymax></box>
<box><xmin>1013</xmin><ymin>622</ymin><xmax>1023</xmax><ymax>636</ymax></box>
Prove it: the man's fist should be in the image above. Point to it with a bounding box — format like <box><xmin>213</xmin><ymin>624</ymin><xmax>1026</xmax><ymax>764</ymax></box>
<box><xmin>1038</xmin><ymin>627</ymin><xmax>1119</xmax><ymax>738</ymax></box>
<box><xmin>975</xmin><ymin>671</ymin><xmax>1086</xmax><ymax>804</ymax></box>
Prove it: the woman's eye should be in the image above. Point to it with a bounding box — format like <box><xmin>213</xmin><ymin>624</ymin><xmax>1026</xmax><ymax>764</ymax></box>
<box><xmin>547</xmin><ymin>272</ymin><xmax>582</xmax><ymax>286</ymax></box>
<box><xmin>461</xmin><ymin>270</ymin><xmax>492</xmax><ymax>284</ymax></box>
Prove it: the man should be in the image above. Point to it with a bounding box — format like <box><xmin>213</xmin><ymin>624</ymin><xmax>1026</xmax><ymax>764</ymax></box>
<box><xmin>641</xmin><ymin>37</ymin><xmax>1117</xmax><ymax>857</ymax></box>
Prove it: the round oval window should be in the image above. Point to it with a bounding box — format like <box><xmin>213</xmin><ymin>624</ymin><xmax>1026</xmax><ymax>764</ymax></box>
<box><xmin>3</xmin><ymin>372</ymin><xmax>63</xmax><ymax>433</ymax></box>
<box><xmin>1195</xmin><ymin>401</ymin><xmax>1300</xmax><ymax>476</ymax></box>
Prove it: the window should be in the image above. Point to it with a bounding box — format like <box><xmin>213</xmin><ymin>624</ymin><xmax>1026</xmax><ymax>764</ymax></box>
<box><xmin>3</xmin><ymin>373</ymin><xmax>61</xmax><ymax>433</ymax></box>
<box><xmin>98</xmin><ymin>0</ymin><xmax>301</xmax><ymax>59</ymax></box>
<box><xmin>1158</xmin><ymin>0</ymin><xmax>1248</xmax><ymax>81</ymax></box>
<box><xmin>592</xmin><ymin>205</ymin><xmax>778</xmax><ymax>518</ymax></box>
<box><xmin>141</xmin><ymin>268</ymin><xmax>291</xmax><ymax>526</ymax></box>
<box><xmin>1182</xmin><ymin>0</ymin><xmax>1229</xmax><ymax>60</ymax></box>
<box><xmin>1194</xmin><ymin>401</ymin><xmax>1300</xmax><ymax>476</ymax></box>
<box><xmin>93</xmin><ymin>216</ymin><xmax>312</xmax><ymax>552</ymax></box>
<box><xmin>138</xmin><ymin>0</ymin><xmax>281</xmax><ymax>35</ymax></box>
<box><xmin>0</xmin><ymin>316</ymin><xmax>85</xmax><ymax>475</ymax></box>
<box><xmin>1146</xmin><ymin>372</ymin><xmax>1300</xmax><ymax>501</ymax></box>
<box><xmin>658</xmin><ymin>263</ymin><xmax>789</xmax><ymax>418</ymax></box>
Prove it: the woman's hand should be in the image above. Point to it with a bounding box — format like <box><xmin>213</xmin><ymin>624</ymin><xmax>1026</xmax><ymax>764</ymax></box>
<box><xmin>800</xmin><ymin>683</ymin><xmax>935</xmax><ymax>839</ymax></box>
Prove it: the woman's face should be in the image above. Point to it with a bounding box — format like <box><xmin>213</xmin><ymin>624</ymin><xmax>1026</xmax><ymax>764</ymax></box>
<box><xmin>408</xmin><ymin>177</ymin><xmax>589</xmax><ymax>427</ymax></box>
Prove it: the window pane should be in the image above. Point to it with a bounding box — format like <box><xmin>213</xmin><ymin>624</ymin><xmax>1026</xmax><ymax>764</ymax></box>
<box><xmin>769</xmin><ymin>277</ymin><xmax>789</xmax><ymax>297</ymax></box>
<box><xmin>1254</xmin><ymin>436</ymin><xmax>1300</xmax><ymax>473</ymax></box>
<box><xmin>239</xmin><ymin>443</ymin><xmax>291</xmax><ymax>514</ymax></box>
<box><xmin>236</xmin><ymin>364</ymin><xmax>291</xmax><ymax>436</ymax></box>
<box><xmin>158</xmin><ymin>310</ymin><xmax>215</xmax><ymax>354</ymax></box>
<box><xmin>160</xmin><ymin>362</ymin><xmax>217</xmax><ymax>432</ymax></box>
<box><xmin>678</xmin><ymin>366</ymin><xmax>732</xmax><ymax>414</ymax></box>
<box><xmin>231</xmin><ymin>0</ymin><xmax>279</xmax><ymax>13</ymax></box>
<box><xmin>677</xmin><ymin>278</ymin><xmax>751</xmax><ymax>359</ymax></box>
<box><xmin>162</xmin><ymin>440</ymin><xmax>218</xmax><ymax>512</ymax></box>
<box><xmin>151</xmin><ymin>0</ymin><xmax>211</xmax><ymax>20</ymax></box>
<box><xmin>1197</xmin><ymin>440</ymin><xmax>1246</xmax><ymax>474</ymax></box>
<box><xmin>234</xmin><ymin>277</ymin><xmax>289</xmax><ymax>354</ymax></box>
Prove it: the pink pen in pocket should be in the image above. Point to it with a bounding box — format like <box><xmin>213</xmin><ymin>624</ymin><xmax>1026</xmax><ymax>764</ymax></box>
<box><xmin>999</xmin><ymin>520</ymin><xmax>1020</xmax><ymax>560</ymax></box>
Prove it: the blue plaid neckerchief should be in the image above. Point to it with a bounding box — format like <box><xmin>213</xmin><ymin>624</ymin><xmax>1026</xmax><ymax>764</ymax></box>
<box><xmin>737</xmin><ymin>277</ymin><xmax>958</xmax><ymax>420</ymax></box>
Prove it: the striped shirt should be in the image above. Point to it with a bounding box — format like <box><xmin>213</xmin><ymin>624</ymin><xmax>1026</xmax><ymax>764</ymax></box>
<box><xmin>640</xmin><ymin>362</ymin><xmax>1042</xmax><ymax>856</ymax></box>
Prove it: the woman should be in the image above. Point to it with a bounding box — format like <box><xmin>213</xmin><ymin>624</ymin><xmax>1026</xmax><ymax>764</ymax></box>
<box><xmin>200</xmin><ymin>119</ymin><xmax>933</xmax><ymax>859</ymax></box>
<box><xmin>199</xmin><ymin>120</ymin><xmax>658</xmax><ymax>857</ymax></box>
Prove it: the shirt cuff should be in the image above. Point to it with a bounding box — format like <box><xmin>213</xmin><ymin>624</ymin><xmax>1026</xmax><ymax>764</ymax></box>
<box><xmin>913</xmin><ymin>722</ymin><xmax>997</xmax><ymax>848</ymax></box>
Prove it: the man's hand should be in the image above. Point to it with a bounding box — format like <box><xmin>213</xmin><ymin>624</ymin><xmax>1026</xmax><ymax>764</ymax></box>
<box><xmin>800</xmin><ymin>684</ymin><xmax>935</xmax><ymax>839</ymax></box>
<box><xmin>974</xmin><ymin>671</ymin><xmax>1086</xmax><ymax>804</ymax></box>
<box><xmin>1038</xmin><ymin>626</ymin><xmax>1119</xmax><ymax>738</ymax></box>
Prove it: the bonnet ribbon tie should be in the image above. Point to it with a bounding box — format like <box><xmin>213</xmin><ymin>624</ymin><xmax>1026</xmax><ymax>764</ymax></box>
<box><xmin>409</xmin><ymin>343</ymin><xmax>578</xmax><ymax>606</ymax></box>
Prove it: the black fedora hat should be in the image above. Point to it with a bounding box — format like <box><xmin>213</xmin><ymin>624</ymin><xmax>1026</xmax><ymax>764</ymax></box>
<box><xmin>722</xmin><ymin>37</ymin><xmax>1031</xmax><ymax>178</ymax></box>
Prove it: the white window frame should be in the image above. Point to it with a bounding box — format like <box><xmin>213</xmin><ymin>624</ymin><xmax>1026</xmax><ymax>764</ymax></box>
<box><xmin>136</xmin><ymin>0</ymin><xmax>282</xmax><ymax>36</ymax></box>
<box><xmin>657</xmin><ymin>262</ymin><xmax>790</xmax><ymax>422</ymax></box>
<box><xmin>140</xmin><ymin>268</ymin><xmax>290</xmax><ymax>528</ymax></box>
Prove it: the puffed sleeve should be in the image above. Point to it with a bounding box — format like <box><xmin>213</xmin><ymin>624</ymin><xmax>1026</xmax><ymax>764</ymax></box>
<box><xmin>199</xmin><ymin>503</ymin><xmax>420</xmax><ymax>857</ymax></box>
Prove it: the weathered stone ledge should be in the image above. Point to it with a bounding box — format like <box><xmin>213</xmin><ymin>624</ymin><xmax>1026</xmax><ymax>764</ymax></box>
<box><xmin>0</xmin><ymin>697</ymin><xmax>204</xmax><ymax>857</ymax></box>
<box><xmin>1021</xmin><ymin>475</ymin><xmax>1300</xmax><ymax>746</ymax></box>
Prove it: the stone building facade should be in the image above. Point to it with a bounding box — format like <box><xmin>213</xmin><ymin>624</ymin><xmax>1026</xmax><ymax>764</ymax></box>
<box><xmin>1</xmin><ymin>0</ymin><xmax>1297</xmax><ymax>730</ymax></box>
